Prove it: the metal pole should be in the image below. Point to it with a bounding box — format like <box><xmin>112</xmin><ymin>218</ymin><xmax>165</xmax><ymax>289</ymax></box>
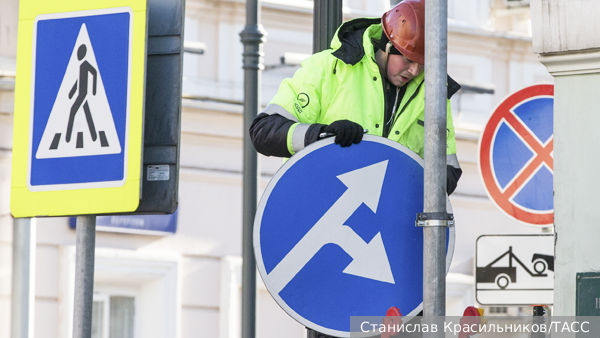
<box><xmin>11</xmin><ymin>218</ymin><xmax>36</xmax><ymax>338</ymax></box>
<box><xmin>240</xmin><ymin>0</ymin><xmax>266</xmax><ymax>336</ymax></box>
<box><xmin>423</xmin><ymin>0</ymin><xmax>448</xmax><ymax>330</ymax></box>
<box><xmin>312</xmin><ymin>0</ymin><xmax>343</xmax><ymax>53</ymax></box>
<box><xmin>308</xmin><ymin>3</ymin><xmax>342</xmax><ymax>338</ymax></box>
<box><xmin>72</xmin><ymin>215</ymin><xmax>96</xmax><ymax>338</ymax></box>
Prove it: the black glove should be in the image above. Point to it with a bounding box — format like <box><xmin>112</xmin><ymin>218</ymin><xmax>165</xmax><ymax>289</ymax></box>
<box><xmin>323</xmin><ymin>120</ymin><xmax>364</xmax><ymax>147</ymax></box>
<box><xmin>447</xmin><ymin>165</ymin><xmax>462</xmax><ymax>195</ymax></box>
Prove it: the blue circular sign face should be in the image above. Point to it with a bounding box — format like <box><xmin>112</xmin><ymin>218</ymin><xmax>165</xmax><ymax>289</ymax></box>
<box><xmin>254</xmin><ymin>135</ymin><xmax>454</xmax><ymax>337</ymax></box>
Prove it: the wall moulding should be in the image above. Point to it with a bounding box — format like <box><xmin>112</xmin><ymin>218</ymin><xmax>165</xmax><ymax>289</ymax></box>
<box><xmin>538</xmin><ymin>48</ymin><xmax>600</xmax><ymax>76</ymax></box>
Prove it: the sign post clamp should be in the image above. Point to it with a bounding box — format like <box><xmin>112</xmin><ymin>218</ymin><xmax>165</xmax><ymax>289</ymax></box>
<box><xmin>415</xmin><ymin>212</ymin><xmax>454</xmax><ymax>227</ymax></box>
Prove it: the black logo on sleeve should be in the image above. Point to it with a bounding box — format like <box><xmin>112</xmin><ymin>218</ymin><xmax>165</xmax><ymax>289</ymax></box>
<box><xmin>297</xmin><ymin>93</ymin><xmax>310</xmax><ymax>108</ymax></box>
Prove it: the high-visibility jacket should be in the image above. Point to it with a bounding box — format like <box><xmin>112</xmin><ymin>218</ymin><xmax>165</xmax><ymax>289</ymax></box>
<box><xmin>251</xmin><ymin>18</ymin><xmax>461</xmax><ymax>171</ymax></box>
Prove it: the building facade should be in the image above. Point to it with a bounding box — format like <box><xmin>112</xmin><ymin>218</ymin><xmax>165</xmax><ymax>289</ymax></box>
<box><xmin>0</xmin><ymin>0</ymin><xmax>553</xmax><ymax>337</ymax></box>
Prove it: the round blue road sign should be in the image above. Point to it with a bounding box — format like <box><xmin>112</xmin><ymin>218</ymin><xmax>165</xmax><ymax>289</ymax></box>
<box><xmin>254</xmin><ymin>135</ymin><xmax>455</xmax><ymax>337</ymax></box>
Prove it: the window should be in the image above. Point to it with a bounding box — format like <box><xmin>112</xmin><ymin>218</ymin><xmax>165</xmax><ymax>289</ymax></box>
<box><xmin>92</xmin><ymin>294</ymin><xmax>135</xmax><ymax>338</ymax></box>
<box><xmin>61</xmin><ymin>247</ymin><xmax>180</xmax><ymax>338</ymax></box>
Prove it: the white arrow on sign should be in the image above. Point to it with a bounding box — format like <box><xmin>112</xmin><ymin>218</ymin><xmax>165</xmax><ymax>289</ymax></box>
<box><xmin>267</xmin><ymin>160</ymin><xmax>395</xmax><ymax>294</ymax></box>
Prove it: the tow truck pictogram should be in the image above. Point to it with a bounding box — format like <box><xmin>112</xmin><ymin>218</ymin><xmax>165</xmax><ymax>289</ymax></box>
<box><xmin>476</xmin><ymin>246</ymin><xmax>554</xmax><ymax>289</ymax></box>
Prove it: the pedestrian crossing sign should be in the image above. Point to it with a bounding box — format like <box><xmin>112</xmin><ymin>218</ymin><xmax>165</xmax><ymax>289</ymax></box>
<box><xmin>11</xmin><ymin>1</ymin><xmax>147</xmax><ymax>217</ymax></box>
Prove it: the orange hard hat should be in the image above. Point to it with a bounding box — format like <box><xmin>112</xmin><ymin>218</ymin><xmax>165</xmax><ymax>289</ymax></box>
<box><xmin>381</xmin><ymin>0</ymin><xmax>425</xmax><ymax>65</ymax></box>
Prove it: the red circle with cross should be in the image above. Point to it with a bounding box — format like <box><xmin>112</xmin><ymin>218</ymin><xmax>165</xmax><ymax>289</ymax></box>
<box><xmin>479</xmin><ymin>84</ymin><xmax>554</xmax><ymax>226</ymax></box>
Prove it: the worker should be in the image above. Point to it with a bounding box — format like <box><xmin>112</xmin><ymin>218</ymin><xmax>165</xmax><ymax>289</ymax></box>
<box><xmin>251</xmin><ymin>0</ymin><xmax>461</xmax><ymax>337</ymax></box>
<box><xmin>250</xmin><ymin>0</ymin><xmax>461</xmax><ymax>195</ymax></box>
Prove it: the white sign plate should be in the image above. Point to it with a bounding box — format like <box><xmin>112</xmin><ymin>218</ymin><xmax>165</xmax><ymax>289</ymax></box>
<box><xmin>476</xmin><ymin>234</ymin><xmax>554</xmax><ymax>305</ymax></box>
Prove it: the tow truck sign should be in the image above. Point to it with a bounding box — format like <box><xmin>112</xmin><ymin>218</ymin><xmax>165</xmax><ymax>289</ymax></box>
<box><xmin>476</xmin><ymin>234</ymin><xmax>554</xmax><ymax>305</ymax></box>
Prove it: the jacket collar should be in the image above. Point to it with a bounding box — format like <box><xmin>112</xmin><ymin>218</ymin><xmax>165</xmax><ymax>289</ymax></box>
<box><xmin>331</xmin><ymin>17</ymin><xmax>381</xmax><ymax>65</ymax></box>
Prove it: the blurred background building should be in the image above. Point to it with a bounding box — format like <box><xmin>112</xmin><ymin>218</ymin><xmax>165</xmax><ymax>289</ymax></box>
<box><xmin>0</xmin><ymin>0</ymin><xmax>552</xmax><ymax>337</ymax></box>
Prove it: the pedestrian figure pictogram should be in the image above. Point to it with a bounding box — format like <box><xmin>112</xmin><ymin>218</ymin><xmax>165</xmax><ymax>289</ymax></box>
<box><xmin>36</xmin><ymin>23</ymin><xmax>121</xmax><ymax>159</ymax></box>
<box><xmin>65</xmin><ymin>44</ymin><xmax>99</xmax><ymax>147</ymax></box>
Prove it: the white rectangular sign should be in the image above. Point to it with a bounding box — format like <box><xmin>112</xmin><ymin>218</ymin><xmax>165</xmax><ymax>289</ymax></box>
<box><xmin>476</xmin><ymin>234</ymin><xmax>554</xmax><ymax>305</ymax></box>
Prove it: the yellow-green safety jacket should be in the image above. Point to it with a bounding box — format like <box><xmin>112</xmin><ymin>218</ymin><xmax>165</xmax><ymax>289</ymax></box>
<box><xmin>250</xmin><ymin>18</ymin><xmax>462</xmax><ymax>183</ymax></box>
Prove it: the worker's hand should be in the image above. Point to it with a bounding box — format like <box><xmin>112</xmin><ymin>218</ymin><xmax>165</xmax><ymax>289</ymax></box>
<box><xmin>323</xmin><ymin>120</ymin><xmax>364</xmax><ymax>147</ymax></box>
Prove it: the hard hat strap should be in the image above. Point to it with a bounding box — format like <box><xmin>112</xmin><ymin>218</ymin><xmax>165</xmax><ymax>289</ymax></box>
<box><xmin>383</xmin><ymin>42</ymin><xmax>392</xmax><ymax>82</ymax></box>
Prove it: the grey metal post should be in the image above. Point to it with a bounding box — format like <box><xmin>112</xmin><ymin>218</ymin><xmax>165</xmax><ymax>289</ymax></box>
<box><xmin>312</xmin><ymin>0</ymin><xmax>343</xmax><ymax>53</ymax></box>
<box><xmin>11</xmin><ymin>218</ymin><xmax>36</xmax><ymax>338</ymax></box>
<box><xmin>240</xmin><ymin>0</ymin><xmax>266</xmax><ymax>336</ymax></box>
<box><xmin>307</xmin><ymin>2</ymin><xmax>342</xmax><ymax>337</ymax></box>
<box><xmin>72</xmin><ymin>215</ymin><xmax>96</xmax><ymax>338</ymax></box>
<box><xmin>423</xmin><ymin>0</ymin><xmax>448</xmax><ymax>328</ymax></box>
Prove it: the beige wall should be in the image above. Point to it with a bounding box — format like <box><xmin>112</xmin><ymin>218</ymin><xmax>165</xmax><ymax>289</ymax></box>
<box><xmin>531</xmin><ymin>0</ymin><xmax>600</xmax><ymax>315</ymax></box>
<box><xmin>0</xmin><ymin>0</ymin><xmax>18</xmax><ymax>58</ymax></box>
